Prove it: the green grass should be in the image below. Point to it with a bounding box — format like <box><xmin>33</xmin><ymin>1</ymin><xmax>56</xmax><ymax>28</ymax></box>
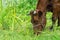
<box><xmin>0</xmin><ymin>0</ymin><xmax>60</xmax><ymax>40</ymax></box>
<box><xmin>0</xmin><ymin>29</ymin><xmax>60</xmax><ymax>40</ymax></box>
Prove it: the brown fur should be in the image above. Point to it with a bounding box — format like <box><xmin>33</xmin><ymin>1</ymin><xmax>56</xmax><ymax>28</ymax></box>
<box><xmin>29</xmin><ymin>0</ymin><xmax>60</xmax><ymax>34</ymax></box>
<box><xmin>47</xmin><ymin>0</ymin><xmax>53</xmax><ymax>12</ymax></box>
<box><xmin>30</xmin><ymin>0</ymin><xmax>47</xmax><ymax>35</ymax></box>
<box><xmin>50</xmin><ymin>0</ymin><xmax>60</xmax><ymax>29</ymax></box>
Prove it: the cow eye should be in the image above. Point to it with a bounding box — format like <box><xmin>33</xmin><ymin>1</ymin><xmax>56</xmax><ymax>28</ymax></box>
<box><xmin>38</xmin><ymin>11</ymin><xmax>43</xmax><ymax>17</ymax></box>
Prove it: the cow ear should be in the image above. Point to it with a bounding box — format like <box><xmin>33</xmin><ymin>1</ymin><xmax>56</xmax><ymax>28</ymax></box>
<box><xmin>27</xmin><ymin>10</ymin><xmax>33</xmax><ymax>15</ymax></box>
<box><xmin>38</xmin><ymin>11</ymin><xmax>43</xmax><ymax>17</ymax></box>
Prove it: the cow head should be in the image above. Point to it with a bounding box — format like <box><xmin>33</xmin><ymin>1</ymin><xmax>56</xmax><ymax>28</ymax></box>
<box><xmin>29</xmin><ymin>10</ymin><xmax>43</xmax><ymax>24</ymax></box>
<box><xmin>29</xmin><ymin>10</ymin><xmax>43</xmax><ymax>19</ymax></box>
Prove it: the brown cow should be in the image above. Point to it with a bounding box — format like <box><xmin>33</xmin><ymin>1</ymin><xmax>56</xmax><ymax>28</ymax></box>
<box><xmin>29</xmin><ymin>0</ymin><xmax>47</xmax><ymax>35</ymax></box>
<box><xmin>50</xmin><ymin>0</ymin><xmax>60</xmax><ymax>29</ymax></box>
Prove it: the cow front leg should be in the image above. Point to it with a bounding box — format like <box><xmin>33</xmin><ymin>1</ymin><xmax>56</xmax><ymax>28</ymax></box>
<box><xmin>50</xmin><ymin>16</ymin><xmax>57</xmax><ymax>30</ymax></box>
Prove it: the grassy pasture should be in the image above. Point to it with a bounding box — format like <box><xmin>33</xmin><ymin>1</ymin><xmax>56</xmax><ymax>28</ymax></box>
<box><xmin>0</xmin><ymin>0</ymin><xmax>60</xmax><ymax>40</ymax></box>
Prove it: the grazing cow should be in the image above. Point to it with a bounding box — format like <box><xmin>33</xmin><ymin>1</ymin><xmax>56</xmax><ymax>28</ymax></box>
<box><xmin>29</xmin><ymin>0</ymin><xmax>47</xmax><ymax>35</ymax></box>
<box><xmin>50</xmin><ymin>0</ymin><xmax>60</xmax><ymax>29</ymax></box>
